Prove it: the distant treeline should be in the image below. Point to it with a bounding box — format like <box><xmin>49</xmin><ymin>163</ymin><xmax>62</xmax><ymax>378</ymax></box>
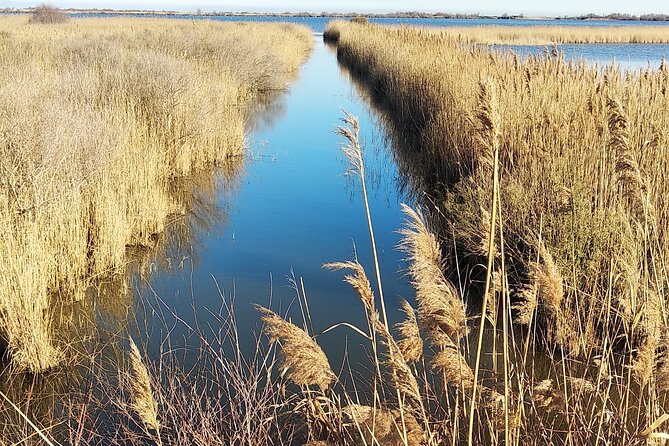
<box><xmin>1</xmin><ymin>8</ymin><xmax>668</xmax><ymax>21</ymax></box>
<box><xmin>0</xmin><ymin>9</ymin><xmax>481</xmax><ymax>18</ymax></box>
<box><xmin>567</xmin><ymin>13</ymin><xmax>669</xmax><ymax>21</ymax></box>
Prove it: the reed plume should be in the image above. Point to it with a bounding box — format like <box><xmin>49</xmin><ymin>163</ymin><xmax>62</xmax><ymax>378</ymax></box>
<box><xmin>535</xmin><ymin>244</ymin><xmax>579</xmax><ymax>352</ymax></box>
<box><xmin>324</xmin><ymin>261</ymin><xmax>376</xmax><ymax>320</ymax></box>
<box><xmin>607</xmin><ymin>98</ymin><xmax>645</xmax><ymax>220</ymax></box>
<box><xmin>257</xmin><ymin>306</ymin><xmax>335</xmax><ymax>390</ymax></box>
<box><xmin>474</xmin><ymin>79</ymin><xmax>500</xmax><ymax>169</ymax></box>
<box><xmin>128</xmin><ymin>339</ymin><xmax>161</xmax><ymax>438</ymax></box>
<box><xmin>336</xmin><ymin>112</ymin><xmax>390</xmax><ymax>335</ymax></box>
<box><xmin>385</xmin><ymin>338</ymin><xmax>424</xmax><ymax>407</ymax></box>
<box><xmin>534</xmin><ymin>243</ymin><xmax>564</xmax><ymax>318</ymax></box>
<box><xmin>395</xmin><ymin>299</ymin><xmax>423</xmax><ymax>363</ymax></box>
<box><xmin>430</xmin><ymin>338</ymin><xmax>475</xmax><ymax>391</ymax></box>
<box><xmin>326</xmin><ymin>261</ymin><xmax>424</xmax><ymax>406</ymax></box>
<box><xmin>532</xmin><ymin>377</ymin><xmax>596</xmax><ymax>414</ymax></box>
<box><xmin>398</xmin><ymin>203</ymin><xmax>466</xmax><ymax>342</ymax></box>
<box><xmin>515</xmin><ymin>241</ymin><xmax>576</xmax><ymax>352</ymax></box>
<box><xmin>485</xmin><ymin>270</ymin><xmax>501</xmax><ymax>319</ymax></box>
<box><xmin>514</xmin><ymin>282</ymin><xmax>538</xmax><ymax>326</ymax></box>
<box><xmin>567</xmin><ymin>377</ymin><xmax>597</xmax><ymax>395</ymax></box>
<box><xmin>633</xmin><ymin>333</ymin><xmax>659</xmax><ymax>386</ymax></box>
<box><xmin>532</xmin><ymin>379</ymin><xmax>563</xmax><ymax>413</ymax></box>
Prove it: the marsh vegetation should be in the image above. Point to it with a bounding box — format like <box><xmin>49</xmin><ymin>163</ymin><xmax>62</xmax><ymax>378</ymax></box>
<box><xmin>2</xmin><ymin>10</ymin><xmax>669</xmax><ymax>446</ymax></box>
<box><xmin>419</xmin><ymin>24</ymin><xmax>669</xmax><ymax>44</ymax></box>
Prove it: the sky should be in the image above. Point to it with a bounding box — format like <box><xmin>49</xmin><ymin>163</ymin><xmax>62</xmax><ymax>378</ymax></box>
<box><xmin>2</xmin><ymin>0</ymin><xmax>668</xmax><ymax>16</ymax></box>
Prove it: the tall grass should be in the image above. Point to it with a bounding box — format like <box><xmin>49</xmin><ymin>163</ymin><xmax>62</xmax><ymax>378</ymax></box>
<box><xmin>323</xmin><ymin>20</ymin><xmax>669</xmax><ymax>444</ymax></box>
<box><xmin>430</xmin><ymin>25</ymin><xmax>669</xmax><ymax>45</ymax></box>
<box><xmin>0</xmin><ymin>15</ymin><xmax>312</xmax><ymax>373</ymax></box>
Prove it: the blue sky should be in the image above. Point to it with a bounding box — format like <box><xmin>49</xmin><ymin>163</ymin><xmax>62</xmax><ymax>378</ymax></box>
<box><xmin>3</xmin><ymin>0</ymin><xmax>668</xmax><ymax>16</ymax></box>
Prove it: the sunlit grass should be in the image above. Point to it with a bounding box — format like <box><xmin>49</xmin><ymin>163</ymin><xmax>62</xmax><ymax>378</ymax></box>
<box><xmin>433</xmin><ymin>24</ymin><xmax>669</xmax><ymax>44</ymax></box>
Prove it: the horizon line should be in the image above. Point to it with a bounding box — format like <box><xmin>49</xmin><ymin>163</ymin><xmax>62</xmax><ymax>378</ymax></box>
<box><xmin>3</xmin><ymin>7</ymin><xmax>669</xmax><ymax>19</ymax></box>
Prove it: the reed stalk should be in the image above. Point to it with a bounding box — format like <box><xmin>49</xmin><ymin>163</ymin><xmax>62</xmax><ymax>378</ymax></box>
<box><xmin>337</xmin><ymin>113</ymin><xmax>390</xmax><ymax>334</ymax></box>
<box><xmin>468</xmin><ymin>79</ymin><xmax>501</xmax><ymax>446</ymax></box>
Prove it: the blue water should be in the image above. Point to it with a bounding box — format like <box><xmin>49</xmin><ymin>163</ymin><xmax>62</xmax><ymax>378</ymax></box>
<box><xmin>135</xmin><ymin>40</ymin><xmax>412</xmax><ymax>367</ymax></box>
<box><xmin>496</xmin><ymin>43</ymin><xmax>669</xmax><ymax>70</ymax></box>
<box><xmin>69</xmin><ymin>13</ymin><xmax>669</xmax><ymax>34</ymax></box>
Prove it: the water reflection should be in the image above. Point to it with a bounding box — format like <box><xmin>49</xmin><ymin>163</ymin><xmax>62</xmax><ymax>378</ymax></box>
<box><xmin>247</xmin><ymin>88</ymin><xmax>290</xmax><ymax>135</ymax></box>
<box><xmin>327</xmin><ymin>41</ymin><xmax>449</xmax><ymax>224</ymax></box>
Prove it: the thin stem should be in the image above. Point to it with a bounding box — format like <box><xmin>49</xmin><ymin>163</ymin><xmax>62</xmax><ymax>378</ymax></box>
<box><xmin>0</xmin><ymin>390</ymin><xmax>55</xmax><ymax>446</ymax></box>
<box><xmin>468</xmin><ymin>144</ymin><xmax>500</xmax><ymax>446</ymax></box>
<box><xmin>358</xmin><ymin>140</ymin><xmax>389</xmax><ymax>334</ymax></box>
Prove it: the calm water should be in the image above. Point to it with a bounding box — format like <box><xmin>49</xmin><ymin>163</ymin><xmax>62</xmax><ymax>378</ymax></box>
<box><xmin>496</xmin><ymin>43</ymin><xmax>669</xmax><ymax>70</ymax></box>
<box><xmin>135</xmin><ymin>40</ymin><xmax>413</xmax><ymax>366</ymax></box>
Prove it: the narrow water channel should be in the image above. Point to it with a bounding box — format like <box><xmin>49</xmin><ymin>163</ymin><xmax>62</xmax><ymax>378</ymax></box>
<box><xmin>133</xmin><ymin>38</ymin><xmax>414</xmax><ymax>368</ymax></box>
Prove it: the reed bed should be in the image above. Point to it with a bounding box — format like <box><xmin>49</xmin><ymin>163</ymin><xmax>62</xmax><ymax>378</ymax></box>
<box><xmin>0</xmin><ymin>15</ymin><xmax>312</xmax><ymax>373</ymax></box>
<box><xmin>436</xmin><ymin>24</ymin><xmax>669</xmax><ymax>45</ymax></box>
<box><xmin>320</xmin><ymin>20</ymin><xmax>669</xmax><ymax>444</ymax></box>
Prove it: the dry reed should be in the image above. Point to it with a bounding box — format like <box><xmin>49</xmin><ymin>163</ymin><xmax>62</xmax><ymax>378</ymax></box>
<box><xmin>127</xmin><ymin>339</ymin><xmax>161</xmax><ymax>439</ymax></box>
<box><xmin>342</xmin><ymin>404</ymin><xmax>423</xmax><ymax>446</ymax></box>
<box><xmin>398</xmin><ymin>204</ymin><xmax>466</xmax><ymax>342</ymax></box>
<box><xmin>395</xmin><ymin>300</ymin><xmax>423</xmax><ymax>363</ymax></box>
<box><xmin>257</xmin><ymin>306</ymin><xmax>335</xmax><ymax>391</ymax></box>
<box><xmin>427</xmin><ymin>25</ymin><xmax>669</xmax><ymax>45</ymax></box>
